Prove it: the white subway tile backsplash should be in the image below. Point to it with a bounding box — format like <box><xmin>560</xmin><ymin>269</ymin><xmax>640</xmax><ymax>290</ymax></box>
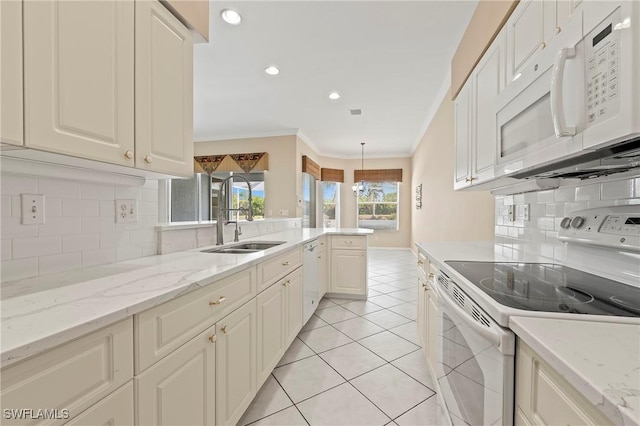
<box><xmin>601</xmin><ymin>180</ymin><xmax>635</xmax><ymax>200</ymax></box>
<box><xmin>63</xmin><ymin>234</ymin><xmax>100</xmax><ymax>252</ymax></box>
<box><xmin>1</xmin><ymin>217</ymin><xmax>39</xmax><ymax>238</ymax></box>
<box><xmin>13</xmin><ymin>236</ymin><xmax>61</xmax><ymax>259</ymax></box>
<box><xmin>82</xmin><ymin>248</ymin><xmax>116</xmax><ymax>267</ymax></box>
<box><xmin>496</xmin><ymin>175</ymin><xmax>639</xmax><ymax>263</ymax></box>
<box><xmin>38</xmin><ymin>179</ymin><xmax>81</xmax><ymax>199</ymax></box>
<box><xmin>1</xmin><ymin>172</ymin><xmax>159</xmax><ymax>283</ymax></box>
<box><xmin>1</xmin><ymin>258</ymin><xmax>38</xmax><ymax>282</ymax></box>
<box><xmin>1</xmin><ymin>196</ymin><xmax>11</xmax><ymax>217</ymax></box>
<box><xmin>39</xmin><ymin>217</ymin><xmax>82</xmax><ymax>236</ymax></box>
<box><xmin>62</xmin><ymin>199</ymin><xmax>100</xmax><ymax>217</ymax></box>
<box><xmin>80</xmin><ymin>183</ymin><xmax>115</xmax><ymax>200</ymax></box>
<box><xmin>1</xmin><ymin>239</ymin><xmax>11</xmax><ymax>260</ymax></box>
<box><xmin>1</xmin><ymin>175</ymin><xmax>38</xmax><ymax>195</ymax></box>
<box><xmin>45</xmin><ymin>198</ymin><xmax>62</xmax><ymax>218</ymax></box>
<box><xmin>39</xmin><ymin>252</ymin><xmax>82</xmax><ymax>275</ymax></box>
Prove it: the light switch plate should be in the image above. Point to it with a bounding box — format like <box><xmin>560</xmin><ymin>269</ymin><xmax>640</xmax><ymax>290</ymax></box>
<box><xmin>115</xmin><ymin>199</ymin><xmax>137</xmax><ymax>223</ymax></box>
<box><xmin>508</xmin><ymin>205</ymin><xmax>516</xmax><ymax>222</ymax></box>
<box><xmin>21</xmin><ymin>194</ymin><xmax>45</xmax><ymax>224</ymax></box>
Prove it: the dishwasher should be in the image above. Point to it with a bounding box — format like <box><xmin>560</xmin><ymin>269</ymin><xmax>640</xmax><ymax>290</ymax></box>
<box><xmin>302</xmin><ymin>240</ymin><xmax>319</xmax><ymax>324</ymax></box>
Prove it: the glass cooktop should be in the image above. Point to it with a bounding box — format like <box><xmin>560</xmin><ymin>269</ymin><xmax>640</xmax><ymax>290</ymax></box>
<box><xmin>444</xmin><ymin>261</ymin><xmax>640</xmax><ymax>317</ymax></box>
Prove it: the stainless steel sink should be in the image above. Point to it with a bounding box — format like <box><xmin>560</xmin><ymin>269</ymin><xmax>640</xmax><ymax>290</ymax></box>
<box><xmin>201</xmin><ymin>241</ymin><xmax>286</xmax><ymax>254</ymax></box>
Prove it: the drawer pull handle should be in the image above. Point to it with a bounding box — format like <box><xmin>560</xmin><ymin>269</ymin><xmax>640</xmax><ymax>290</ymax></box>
<box><xmin>282</xmin><ymin>280</ymin><xmax>290</xmax><ymax>287</ymax></box>
<box><xmin>417</xmin><ymin>260</ymin><xmax>424</xmax><ymax>265</ymax></box>
<box><xmin>345</xmin><ymin>240</ymin><xmax>352</xmax><ymax>244</ymax></box>
<box><xmin>320</xmin><ymin>242</ymin><xmax>324</xmax><ymax>245</ymax></box>
<box><xmin>209</xmin><ymin>296</ymin><xmax>226</xmax><ymax>306</ymax></box>
<box><xmin>124</xmin><ymin>150</ymin><xmax>134</xmax><ymax>159</ymax></box>
<box><xmin>221</xmin><ymin>325</ymin><xmax>228</xmax><ymax>334</ymax></box>
<box><xmin>428</xmin><ymin>273</ymin><xmax>434</xmax><ymax>278</ymax></box>
<box><xmin>209</xmin><ymin>334</ymin><xmax>217</xmax><ymax>343</ymax></box>
<box><xmin>282</xmin><ymin>261</ymin><xmax>290</xmax><ymax>266</ymax></box>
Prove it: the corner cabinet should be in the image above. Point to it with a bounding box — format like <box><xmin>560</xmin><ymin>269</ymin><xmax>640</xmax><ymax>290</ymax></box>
<box><xmin>23</xmin><ymin>0</ymin><xmax>135</xmax><ymax>165</ymax></box>
<box><xmin>135</xmin><ymin>0</ymin><xmax>194</xmax><ymax>177</ymax></box>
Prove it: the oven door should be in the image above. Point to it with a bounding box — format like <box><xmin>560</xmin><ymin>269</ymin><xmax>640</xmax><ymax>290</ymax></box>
<box><xmin>433</xmin><ymin>277</ymin><xmax>515</xmax><ymax>426</ymax></box>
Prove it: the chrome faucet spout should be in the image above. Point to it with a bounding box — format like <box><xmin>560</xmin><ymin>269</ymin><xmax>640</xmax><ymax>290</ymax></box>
<box><xmin>216</xmin><ymin>175</ymin><xmax>254</xmax><ymax>245</ymax></box>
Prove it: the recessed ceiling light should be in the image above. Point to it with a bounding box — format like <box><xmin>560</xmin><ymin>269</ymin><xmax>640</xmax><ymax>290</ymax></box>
<box><xmin>264</xmin><ymin>66</ymin><xmax>280</xmax><ymax>76</ymax></box>
<box><xmin>220</xmin><ymin>9</ymin><xmax>242</xmax><ymax>25</ymax></box>
<box><xmin>328</xmin><ymin>92</ymin><xmax>341</xmax><ymax>100</ymax></box>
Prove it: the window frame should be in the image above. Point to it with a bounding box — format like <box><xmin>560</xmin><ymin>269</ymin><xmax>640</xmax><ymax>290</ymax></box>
<box><xmin>321</xmin><ymin>181</ymin><xmax>340</xmax><ymax>228</ymax></box>
<box><xmin>356</xmin><ymin>181</ymin><xmax>400</xmax><ymax>231</ymax></box>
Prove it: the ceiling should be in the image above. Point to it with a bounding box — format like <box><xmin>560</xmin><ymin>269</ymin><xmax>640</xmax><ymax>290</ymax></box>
<box><xmin>194</xmin><ymin>1</ymin><xmax>477</xmax><ymax>158</ymax></box>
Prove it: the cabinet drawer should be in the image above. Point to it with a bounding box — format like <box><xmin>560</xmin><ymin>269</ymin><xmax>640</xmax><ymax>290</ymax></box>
<box><xmin>136</xmin><ymin>268</ymin><xmax>256</xmax><ymax>373</ymax></box>
<box><xmin>257</xmin><ymin>247</ymin><xmax>302</xmax><ymax>293</ymax></box>
<box><xmin>0</xmin><ymin>319</ymin><xmax>133</xmax><ymax>426</ymax></box>
<box><xmin>66</xmin><ymin>381</ymin><xmax>134</xmax><ymax>426</ymax></box>
<box><xmin>331</xmin><ymin>235</ymin><xmax>367</xmax><ymax>250</ymax></box>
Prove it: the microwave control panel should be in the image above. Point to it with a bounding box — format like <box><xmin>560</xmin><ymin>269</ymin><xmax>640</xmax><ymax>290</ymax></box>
<box><xmin>585</xmin><ymin>8</ymin><xmax>621</xmax><ymax>127</ymax></box>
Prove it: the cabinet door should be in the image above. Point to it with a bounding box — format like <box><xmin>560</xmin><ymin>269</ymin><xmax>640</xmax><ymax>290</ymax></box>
<box><xmin>135</xmin><ymin>0</ymin><xmax>194</xmax><ymax>177</ymax></box>
<box><xmin>506</xmin><ymin>0</ymin><xmax>545</xmax><ymax>83</ymax></box>
<box><xmin>454</xmin><ymin>81</ymin><xmax>472</xmax><ymax>190</ymax></box>
<box><xmin>256</xmin><ymin>281</ymin><xmax>286</xmax><ymax>388</ymax></box>
<box><xmin>417</xmin><ymin>276</ymin><xmax>427</xmax><ymax>349</ymax></box>
<box><xmin>543</xmin><ymin>0</ymin><xmax>580</xmax><ymax>43</ymax></box>
<box><xmin>330</xmin><ymin>249</ymin><xmax>366</xmax><ymax>296</ymax></box>
<box><xmin>23</xmin><ymin>0</ymin><xmax>135</xmax><ymax>164</ymax></box>
<box><xmin>285</xmin><ymin>267</ymin><xmax>304</xmax><ymax>347</ymax></box>
<box><xmin>0</xmin><ymin>0</ymin><xmax>23</xmax><ymax>146</ymax></box>
<box><xmin>136</xmin><ymin>325</ymin><xmax>216</xmax><ymax>426</ymax></box>
<box><xmin>216</xmin><ymin>300</ymin><xmax>257</xmax><ymax>426</ymax></box>
<box><xmin>471</xmin><ymin>29</ymin><xmax>506</xmax><ymax>184</ymax></box>
<box><xmin>426</xmin><ymin>287</ymin><xmax>439</xmax><ymax>377</ymax></box>
<box><xmin>318</xmin><ymin>247</ymin><xmax>328</xmax><ymax>299</ymax></box>
<box><xmin>67</xmin><ymin>382</ymin><xmax>134</xmax><ymax>426</ymax></box>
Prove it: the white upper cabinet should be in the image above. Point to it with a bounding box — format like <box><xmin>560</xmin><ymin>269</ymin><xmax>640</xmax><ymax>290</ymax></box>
<box><xmin>0</xmin><ymin>0</ymin><xmax>23</xmax><ymax>146</ymax></box>
<box><xmin>505</xmin><ymin>0</ymin><xmax>546</xmax><ymax>83</ymax></box>
<box><xmin>23</xmin><ymin>0</ymin><xmax>135</xmax><ymax>165</ymax></box>
<box><xmin>454</xmin><ymin>80</ymin><xmax>472</xmax><ymax>190</ymax></box>
<box><xmin>472</xmin><ymin>29</ymin><xmax>506</xmax><ymax>184</ymax></box>
<box><xmin>135</xmin><ymin>0</ymin><xmax>194</xmax><ymax>177</ymax></box>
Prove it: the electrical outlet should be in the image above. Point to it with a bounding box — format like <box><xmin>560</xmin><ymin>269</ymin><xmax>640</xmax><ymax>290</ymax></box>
<box><xmin>115</xmin><ymin>199</ymin><xmax>137</xmax><ymax>223</ymax></box>
<box><xmin>265</xmin><ymin>223</ymin><xmax>274</xmax><ymax>233</ymax></box>
<box><xmin>522</xmin><ymin>204</ymin><xmax>530</xmax><ymax>221</ymax></box>
<box><xmin>508</xmin><ymin>205</ymin><xmax>516</xmax><ymax>222</ymax></box>
<box><xmin>21</xmin><ymin>194</ymin><xmax>45</xmax><ymax>224</ymax></box>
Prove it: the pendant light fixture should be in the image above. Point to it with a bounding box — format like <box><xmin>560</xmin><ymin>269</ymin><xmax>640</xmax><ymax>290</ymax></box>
<box><xmin>352</xmin><ymin>142</ymin><xmax>365</xmax><ymax>196</ymax></box>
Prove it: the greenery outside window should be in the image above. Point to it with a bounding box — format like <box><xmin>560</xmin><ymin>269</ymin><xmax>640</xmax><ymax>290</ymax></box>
<box><xmin>167</xmin><ymin>172</ymin><xmax>265</xmax><ymax>223</ymax></box>
<box><xmin>322</xmin><ymin>182</ymin><xmax>340</xmax><ymax>228</ymax></box>
<box><xmin>356</xmin><ymin>181</ymin><xmax>399</xmax><ymax>230</ymax></box>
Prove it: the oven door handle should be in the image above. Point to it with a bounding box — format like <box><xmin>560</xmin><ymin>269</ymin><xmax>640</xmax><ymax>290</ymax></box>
<box><xmin>433</xmin><ymin>279</ymin><xmax>502</xmax><ymax>348</ymax></box>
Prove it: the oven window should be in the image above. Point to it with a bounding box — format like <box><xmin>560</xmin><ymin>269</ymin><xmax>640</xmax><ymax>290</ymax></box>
<box><xmin>500</xmin><ymin>93</ymin><xmax>555</xmax><ymax>158</ymax></box>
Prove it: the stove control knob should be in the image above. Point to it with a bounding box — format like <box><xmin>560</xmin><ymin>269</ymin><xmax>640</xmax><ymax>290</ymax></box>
<box><xmin>571</xmin><ymin>216</ymin><xmax>585</xmax><ymax>229</ymax></box>
<box><xmin>560</xmin><ymin>217</ymin><xmax>572</xmax><ymax>229</ymax></box>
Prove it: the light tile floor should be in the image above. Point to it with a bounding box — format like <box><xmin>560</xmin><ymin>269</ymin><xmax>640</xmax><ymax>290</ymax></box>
<box><xmin>239</xmin><ymin>249</ymin><xmax>440</xmax><ymax>426</ymax></box>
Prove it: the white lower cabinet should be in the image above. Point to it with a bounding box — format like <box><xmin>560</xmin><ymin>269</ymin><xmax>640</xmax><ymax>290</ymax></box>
<box><xmin>0</xmin><ymin>319</ymin><xmax>133</xmax><ymax>426</ymax></box>
<box><xmin>331</xmin><ymin>249</ymin><xmax>366</xmax><ymax>295</ymax></box>
<box><xmin>256</xmin><ymin>278</ymin><xmax>286</xmax><ymax>388</ymax></box>
<box><xmin>67</xmin><ymin>382</ymin><xmax>134</xmax><ymax>426</ymax></box>
<box><xmin>284</xmin><ymin>267</ymin><xmax>303</xmax><ymax>347</ymax></box>
<box><xmin>317</xmin><ymin>237</ymin><xmax>328</xmax><ymax>299</ymax></box>
<box><xmin>515</xmin><ymin>340</ymin><xmax>613</xmax><ymax>426</ymax></box>
<box><xmin>216</xmin><ymin>299</ymin><xmax>257</xmax><ymax>426</ymax></box>
<box><xmin>136</xmin><ymin>325</ymin><xmax>216</xmax><ymax>426</ymax></box>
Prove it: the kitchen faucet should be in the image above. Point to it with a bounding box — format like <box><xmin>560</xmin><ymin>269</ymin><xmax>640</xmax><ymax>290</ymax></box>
<box><xmin>216</xmin><ymin>175</ymin><xmax>254</xmax><ymax>245</ymax></box>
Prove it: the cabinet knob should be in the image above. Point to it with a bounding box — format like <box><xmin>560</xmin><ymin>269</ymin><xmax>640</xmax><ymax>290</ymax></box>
<box><xmin>540</xmin><ymin>42</ymin><xmax>547</xmax><ymax>49</ymax></box>
<box><xmin>282</xmin><ymin>261</ymin><xmax>290</xmax><ymax>266</ymax></box>
<box><xmin>124</xmin><ymin>150</ymin><xmax>134</xmax><ymax>159</ymax></box>
<box><xmin>144</xmin><ymin>155</ymin><xmax>153</xmax><ymax>163</ymax></box>
<box><xmin>209</xmin><ymin>334</ymin><xmax>217</xmax><ymax>343</ymax></box>
<box><xmin>221</xmin><ymin>325</ymin><xmax>228</xmax><ymax>334</ymax></box>
<box><xmin>417</xmin><ymin>260</ymin><xmax>424</xmax><ymax>265</ymax></box>
<box><xmin>209</xmin><ymin>296</ymin><xmax>226</xmax><ymax>306</ymax></box>
<box><xmin>555</xmin><ymin>26</ymin><xmax>562</xmax><ymax>34</ymax></box>
<box><xmin>345</xmin><ymin>240</ymin><xmax>352</xmax><ymax>244</ymax></box>
<box><xmin>318</xmin><ymin>255</ymin><xmax>321</xmax><ymax>259</ymax></box>
<box><xmin>428</xmin><ymin>273</ymin><xmax>434</xmax><ymax>278</ymax></box>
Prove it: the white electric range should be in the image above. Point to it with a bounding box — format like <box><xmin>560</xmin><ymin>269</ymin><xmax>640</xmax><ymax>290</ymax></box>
<box><xmin>428</xmin><ymin>205</ymin><xmax>640</xmax><ymax>426</ymax></box>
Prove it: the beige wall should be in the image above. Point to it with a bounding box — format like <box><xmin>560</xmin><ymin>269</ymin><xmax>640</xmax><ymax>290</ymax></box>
<box><xmin>194</xmin><ymin>135</ymin><xmax>298</xmax><ymax>217</ymax></box>
<box><xmin>411</xmin><ymin>95</ymin><xmax>494</xmax><ymax>252</ymax></box>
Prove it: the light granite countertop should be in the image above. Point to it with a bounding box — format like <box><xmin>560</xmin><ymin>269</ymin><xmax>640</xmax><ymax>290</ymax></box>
<box><xmin>510</xmin><ymin>316</ymin><xmax>640</xmax><ymax>426</ymax></box>
<box><xmin>0</xmin><ymin>228</ymin><xmax>372</xmax><ymax>368</ymax></box>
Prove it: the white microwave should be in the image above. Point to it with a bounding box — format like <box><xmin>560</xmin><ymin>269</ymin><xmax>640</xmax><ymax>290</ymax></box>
<box><xmin>494</xmin><ymin>1</ymin><xmax>640</xmax><ymax>178</ymax></box>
